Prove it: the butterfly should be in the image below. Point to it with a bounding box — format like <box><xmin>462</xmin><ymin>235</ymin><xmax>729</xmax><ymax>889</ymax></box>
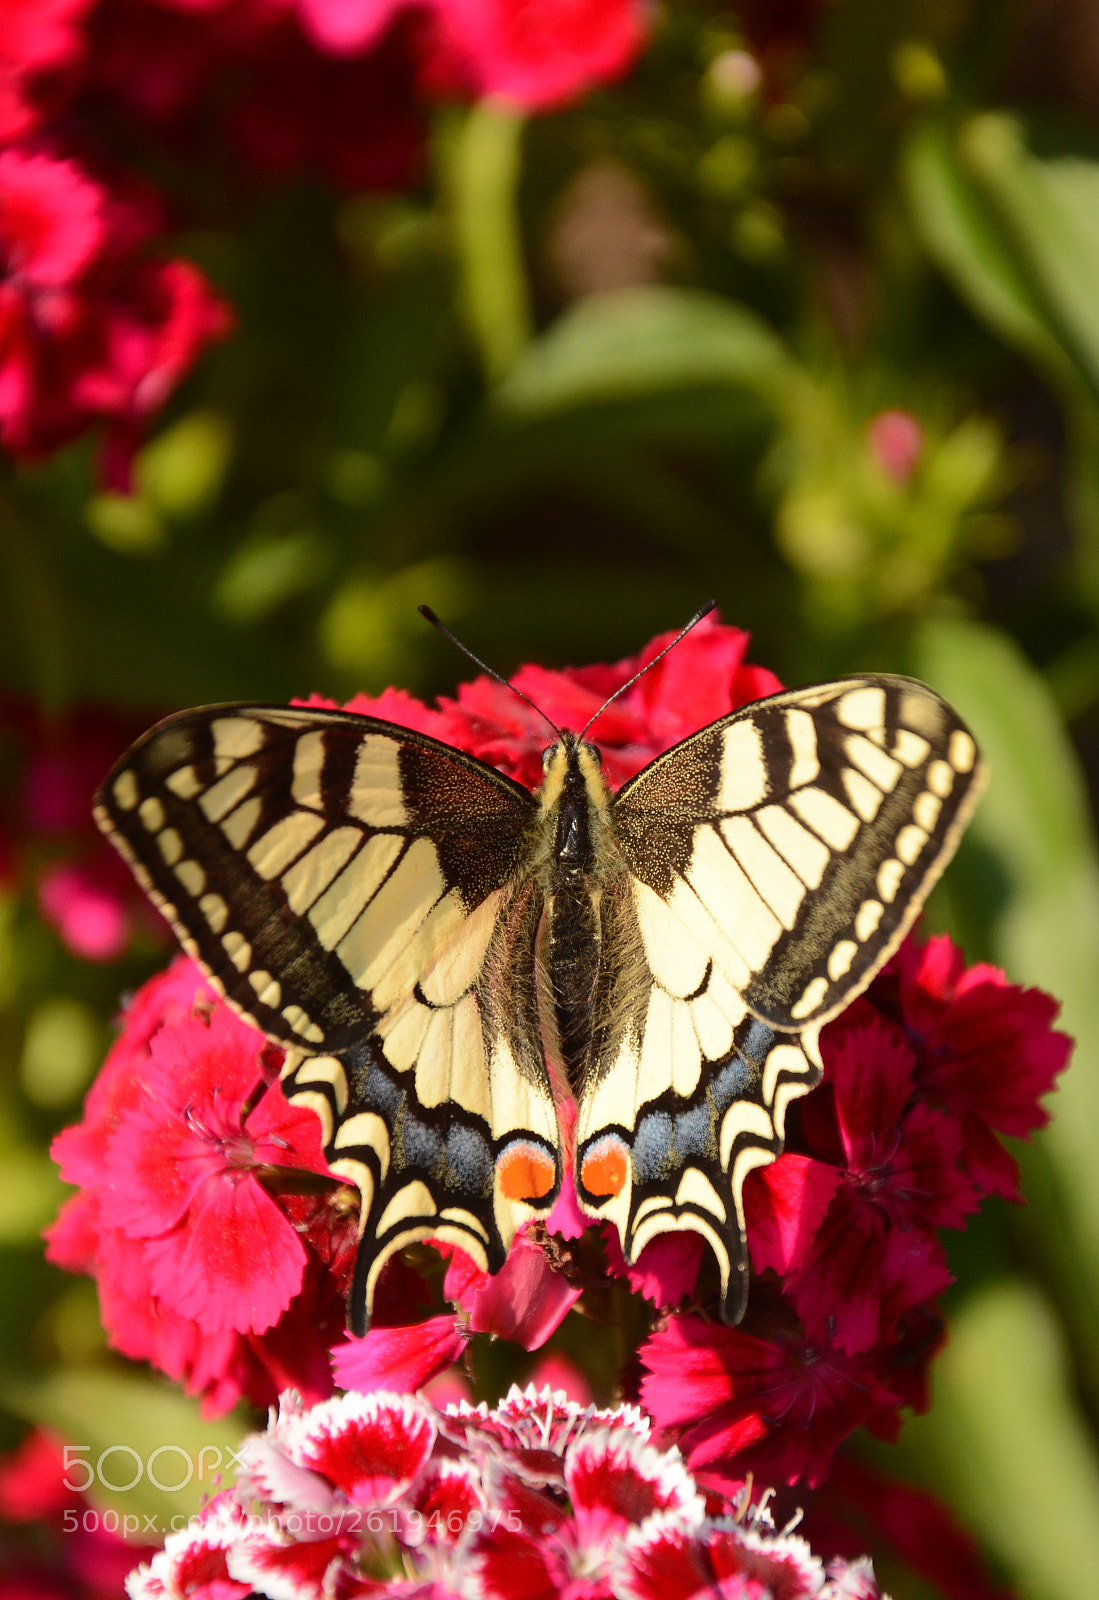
<box><xmin>94</xmin><ymin>629</ymin><xmax>984</xmax><ymax>1336</ymax></box>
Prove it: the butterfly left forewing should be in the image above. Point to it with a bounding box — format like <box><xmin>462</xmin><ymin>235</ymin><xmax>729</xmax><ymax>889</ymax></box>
<box><xmin>575</xmin><ymin>674</ymin><xmax>983</xmax><ymax>1322</ymax></box>
<box><xmin>95</xmin><ymin>705</ymin><xmax>561</xmax><ymax>1332</ymax></box>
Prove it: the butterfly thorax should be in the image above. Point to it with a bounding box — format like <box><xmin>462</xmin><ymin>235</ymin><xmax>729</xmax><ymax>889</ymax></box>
<box><xmin>536</xmin><ymin>735</ymin><xmax>618</xmax><ymax>1097</ymax></box>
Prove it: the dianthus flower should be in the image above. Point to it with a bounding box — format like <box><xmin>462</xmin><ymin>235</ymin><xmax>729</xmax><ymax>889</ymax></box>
<box><xmin>640</xmin><ymin>924</ymin><xmax>1069</xmax><ymax>1488</ymax></box>
<box><xmin>0</xmin><ymin>0</ymin><xmax>91</xmax><ymax>142</ymax></box>
<box><xmin>125</xmin><ymin>1386</ymin><xmax>888</xmax><ymax>1600</ymax></box>
<box><xmin>46</xmin><ymin>958</ymin><xmax>359</xmax><ymax>1416</ymax></box>
<box><xmin>0</xmin><ymin>144</ymin><xmax>231</xmax><ymax>483</ymax></box>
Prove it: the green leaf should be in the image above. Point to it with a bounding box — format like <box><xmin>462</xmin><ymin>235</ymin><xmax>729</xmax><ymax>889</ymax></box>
<box><xmin>908</xmin><ymin>115</ymin><xmax>1099</xmax><ymax>596</ymax></box>
<box><xmin>913</xmin><ymin>616</ymin><xmax>1099</xmax><ymax>1399</ymax></box>
<box><xmin>905</xmin><ymin>116</ymin><xmax>1073</xmax><ymax>384</ymax></box>
<box><xmin>494</xmin><ymin>287</ymin><xmax>792</xmax><ymax>420</ymax></box>
<box><xmin>1</xmin><ymin>1369</ymin><xmax>245</xmax><ymax>1532</ymax></box>
<box><xmin>900</xmin><ymin>1280</ymin><xmax>1099</xmax><ymax>1600</ymax></box>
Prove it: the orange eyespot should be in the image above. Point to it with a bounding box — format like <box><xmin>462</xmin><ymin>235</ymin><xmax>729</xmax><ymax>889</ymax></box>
<box><xmin>498</xmin><ymin>1141</ymin><xmax>557</xmax><ymax>1203</ymax></box>
<box><xmin>580</xmin><ymin>1135</ymin><xmax>630</xmax><ymax>1200</ymax></box>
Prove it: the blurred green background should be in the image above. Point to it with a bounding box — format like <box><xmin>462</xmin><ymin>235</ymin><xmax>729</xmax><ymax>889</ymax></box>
<box><xmin>5</xmin><ymin>3</ymin><xmax>1099</xmax><ymax>1597</ymax></box>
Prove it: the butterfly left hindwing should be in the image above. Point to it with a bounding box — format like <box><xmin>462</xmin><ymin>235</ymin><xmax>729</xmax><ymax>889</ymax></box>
<box><xmin>95</xmin><ymin>705</ymin><xmax>563</xmax><ymax>1333</ymax></box>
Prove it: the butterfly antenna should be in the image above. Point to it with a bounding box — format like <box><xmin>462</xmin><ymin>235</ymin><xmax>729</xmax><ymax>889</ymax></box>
<box><xmin>418</xmin><ymin>605</ymin><xmax>564</xmax><ymax>741</ymax></box>
<box><xmin>579</xmin><ymin>599</ymin><xmax>718</xmax><ymax>740</ymax></box>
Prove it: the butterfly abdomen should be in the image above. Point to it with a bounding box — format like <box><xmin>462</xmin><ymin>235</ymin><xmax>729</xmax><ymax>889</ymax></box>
<box><xmin>538</xmin><ymin>736</ymin><xmax>619</xmax><ymax>1095</ymax></box>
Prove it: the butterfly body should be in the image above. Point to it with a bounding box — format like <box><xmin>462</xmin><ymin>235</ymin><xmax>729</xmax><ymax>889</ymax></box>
<box><xmin>95</xmin><ymin>672</ymin><xmax>984</xmax><ymax>1335</ymax></box>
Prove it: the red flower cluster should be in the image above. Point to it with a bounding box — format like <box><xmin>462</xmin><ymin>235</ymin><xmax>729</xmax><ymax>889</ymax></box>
<box><xmin>0</xmin><ymin>0</ymin><xmax>651</xmax><ymax>474</ymax></box>
<box><xmin>0</xmin><ymin>143</ymin><xmax>231</xmax><ymax>484</ymax></box>
<box><xmin>48</xmin><ymin>619</ymin><xmax>1068</xmax><ymax>1496</ymax></box>
<box><xmin>638</xmin><ymin>932</ymin><xmax>1068</xmax><ymax>1490</ymax></box>
<box><xmin>82</xmin><ymin>0</ymin><xmax>428</xmax><ymax>193</ymax></box>
<box><xmin>0</xmin><ymin>0</ymin><xmax>91</xmax><ymax>145</ymax></box>
<box><xmin>46</xmin><ymin>958</ymin><xmax>360</xmax><ymax>1416</ymax></box>
<box><xmin>125</xmin><ymin>1386</ymin><xmax>885</xmax><ymax>1600</ymax></box>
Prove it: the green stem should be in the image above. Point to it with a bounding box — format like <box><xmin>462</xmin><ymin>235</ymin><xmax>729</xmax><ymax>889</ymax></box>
<box><xmin>449</xmin><ymin>100</ymin><xmax>532</xmax><ymax>386</ymax></box>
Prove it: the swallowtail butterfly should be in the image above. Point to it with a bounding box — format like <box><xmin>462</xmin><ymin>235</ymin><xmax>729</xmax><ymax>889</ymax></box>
<box><xmin>95</xmin><ymin>630</ymin><xmax>983</xmax><ymax>1334</ymax></box>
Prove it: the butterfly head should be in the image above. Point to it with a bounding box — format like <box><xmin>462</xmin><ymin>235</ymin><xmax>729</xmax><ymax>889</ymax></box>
<box><xmin>538</xmin><ymin>732</ymin><xmax>606</xmax><ymax>809</ymax></box>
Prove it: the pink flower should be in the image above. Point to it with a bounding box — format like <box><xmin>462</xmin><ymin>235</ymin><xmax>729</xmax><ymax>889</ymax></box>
<box><xmin>0</xmin><ymin>0</ymin><xmax>91</xmax><ymax>143</ymax></box>
<box><xmin>757</xmin><ymin>1012</ymin><xmax>976</xmax><ymax>1355</ymax></box>
<box><xmin>128</xmin><ymin>1386</ymin><xmax>885</xmax><ymax>1600</ymax></box>
<box><xmin>887</xmin><ymin>933</ymin><xmax>1071</xmax><ymax>1198</ymax></box>
<box><xmin>291</xmin><ymin>0</ymin><xmax>405</xmax><ymax>54</ymax></box>
<box><xmin>333</xmin><ymin>1313</ymin><xmax>469</xmax><ymax>1394</ymax></box>
<box><xmin>0</xmin><ymin>697</ymin><xmax>166</xmax><ymax>959</ymax></box>
<box><xmin>96</xmin><ymin>1004</ymin><xmax>328</xmax><ymax>1333</ymax></box>
<box><xmin>436</xmin><ymin>0</ymin><xmax>649</xmax><ymax>110</ymax></box>
<box><xmin>639</xmin><ymin>1315</ymin><xmax>902</xmax><ymax>1490</ymax></box>
<box><xmin>47</xmin><ymin>959</ymin><xmax>357</xmax><ymax>1416</ymax></box>
<box><xmin>866</xmin><ymin>410</ymin><xmax>923</xmax><ymax>485</ymax></box>
<box><xmin>0</xmin><ymin>144</ymin><xmax>231</xmax><ymax>481</ymax></box>
<box><xmin>37</xmin><ymin>854</ymin><xmax>133</xmax><ymax>961</ymax></box>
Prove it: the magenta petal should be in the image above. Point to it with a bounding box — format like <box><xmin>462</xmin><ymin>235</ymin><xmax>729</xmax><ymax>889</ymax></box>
<box><xmin>744</xmin><ymin>1154</ymin><xmax>840</xmax><ymax>1276</ymax></box>
<box><xmin>332</xmin><ymin>1316</ymin><xmax>467</xmax><ymax>1394</ymax></box>
<box><xmin>294</xmin><ymin>0</ymin><xmax>405</xmax><ymax>54</ymax></box>
<box><xmin>442</xmin><ymin>1244</ymin><xmax>490</xmax><ymax>1309</ymax></box>
<box><xmin>467</xmin><ymin>1237</ymin><xmax>581</xmax><ymax>1349</ymax></box>
<box><xmin>544</xmin><ymin>1173</ymin><xmax>587</xmax><ymax>1241</ymax></box>
<box><xmin>146</xmin><ymin>1176</ymin><xmax>307</xmax><ymax>1334</ymax></box>
<box><xmin>244</xmin><ymin>1080</ymin><xmax>331</xmax><ymax>1174</ymax></box>
<box><xmin>624</xmin><ymin>1231</ymin><xmax>705</xmax><ymax>1308</ymax></box>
